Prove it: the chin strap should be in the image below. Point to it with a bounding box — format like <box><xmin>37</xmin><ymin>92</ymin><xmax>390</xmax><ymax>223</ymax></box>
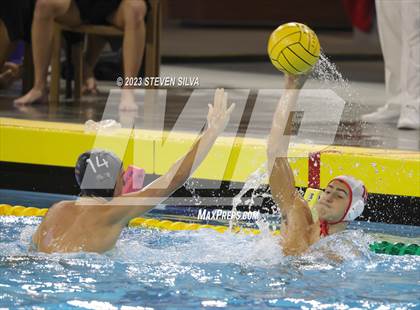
<box><xmin>319</xmin><ymin>220</ymin><xmax>329</xmax><ymax>237</ymax></box>
<box><xmin>320</xmin><ymin>219</ymin><xmax>349</xmax><ymax>237</ymax></box>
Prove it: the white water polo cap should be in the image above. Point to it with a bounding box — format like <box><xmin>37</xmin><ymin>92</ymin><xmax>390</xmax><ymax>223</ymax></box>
<box><xmin>329</xmin><ymin>175</ymin><xmax>368</xmax><ymax>222</ymax></box>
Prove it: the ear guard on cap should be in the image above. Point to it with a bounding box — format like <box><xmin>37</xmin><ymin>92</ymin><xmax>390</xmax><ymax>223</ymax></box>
<box><xmin>122</xmin><ymin>165</ymin><xmax>145</xmax><ymax>194</ymax></box>
<box><xmin>342</xmin><ymin>199</ymin><xmax>365</xmax><ymax>221</ymax></box>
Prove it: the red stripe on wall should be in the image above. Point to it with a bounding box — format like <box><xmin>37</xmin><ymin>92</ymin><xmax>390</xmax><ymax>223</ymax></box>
<box><xmin>308</xmin><ymin>152</ymin><xmax>321</xmax><ymax>188</ymax></box>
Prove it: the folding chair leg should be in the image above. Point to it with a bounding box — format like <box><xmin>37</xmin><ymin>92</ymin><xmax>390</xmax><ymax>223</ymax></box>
<box><xmin>49</xmin><ymin>25</ymin><xmax>62</xmax><ymax>105</ymax></box>
<box><xmin>65</xmin><ymin>43</ymin><xmax>72</xmax><ymax>99</ymax></box>
<box><xmin>22</xmin><ymin>43</ymin><xmax>34</xmax><ymax>94</ymax></box>
<box><xmin>72</xmin><ymin>43</ymin><xmax>83</xmax><ymax>100</ymax></box>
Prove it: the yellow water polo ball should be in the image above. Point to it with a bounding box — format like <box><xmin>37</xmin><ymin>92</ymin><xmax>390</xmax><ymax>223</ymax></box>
<box><xmin>267</xmin><ymin>22</ymin><xmax>320</xmax><ymax>75</ymax></box>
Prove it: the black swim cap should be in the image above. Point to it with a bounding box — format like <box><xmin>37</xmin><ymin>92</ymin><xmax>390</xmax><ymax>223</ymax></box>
<box><xmin>75</xmin><ymin>150</ymin><xmax>123</xmax><ymax>198</ymax></box>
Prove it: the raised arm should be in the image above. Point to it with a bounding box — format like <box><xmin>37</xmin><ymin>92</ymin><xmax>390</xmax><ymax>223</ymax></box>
<box><xmin>106</xmin><ymin>89</ymin><xmax>235</xmax><ymax>223</ymax></box>
<box><xmin>267</xmin><ymin>75</ymin><xmax>308</xmax><ymax>216</ymax></box>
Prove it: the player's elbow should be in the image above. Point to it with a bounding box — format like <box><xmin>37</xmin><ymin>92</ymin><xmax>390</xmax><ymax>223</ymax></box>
<box><xmin>267</xmin><ymin>147</ymin><xmax>279</xmax><ymax>174</ymax></box>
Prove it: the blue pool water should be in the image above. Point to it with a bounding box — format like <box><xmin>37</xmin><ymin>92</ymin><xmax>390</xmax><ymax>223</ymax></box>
<box><xmin>1</xmin><ymin>216</ymin><xmax>419</xmax><ymax>309</ymax></box>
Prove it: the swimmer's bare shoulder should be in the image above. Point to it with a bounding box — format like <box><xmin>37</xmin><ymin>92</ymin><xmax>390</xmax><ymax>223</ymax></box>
<box><xmin>43</xmin><ymin>200</ymin><xmax>76</xmax><ymax>220</ymax></box>
<box><xmin>31</xmin><ymin>200</ymin><xmax>75</xmax><ymax>249</ymax></box>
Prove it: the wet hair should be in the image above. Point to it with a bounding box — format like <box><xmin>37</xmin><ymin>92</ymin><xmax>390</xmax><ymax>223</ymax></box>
<box><xmin>75</xmin><ymin>150</ymin><xmax>123</xmax><ymax>198</ymax></box>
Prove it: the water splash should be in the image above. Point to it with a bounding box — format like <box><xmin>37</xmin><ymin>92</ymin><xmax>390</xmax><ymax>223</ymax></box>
<box><xmin>311</xmin><ymin>50</ymin><xmax>374</xmax><ymax>140</ymax></box>
<box><xmin>184</xmin><ymin>179</ymin><xmax>202</xmax><ymax>206</ymax></box>
<box><xmin>228</xmin><ymin>163</ymin><xmax>281</xmax><ymax>233</ymax></box>
<box><xmin>312</xmin><ymin>52</ymin><xmax>347</xmax><ymax>85</ymax></box>
<box><xmin>311</xmin><ymin>52</ymin><xmax>354</xmax><ymax>104</ymax></box>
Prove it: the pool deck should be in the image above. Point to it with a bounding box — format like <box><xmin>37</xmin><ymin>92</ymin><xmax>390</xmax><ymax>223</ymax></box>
<box><xmin>0</xmin><ymin>58</ymin><xmax>418</xmax><ymax>151</ymax></box>
<box><xmin>0</xmin><ymin>103</ymin><xmax>419</xmax><ymax>198</ymax></box>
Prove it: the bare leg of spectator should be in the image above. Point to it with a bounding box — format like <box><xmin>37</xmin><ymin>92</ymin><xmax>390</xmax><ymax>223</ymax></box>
<box><xmin>108</xmin><ymin>0</ymin><xmax>147</xmax><ymax>111</ymax></box>
<box><xmin>14</xmin><ymin>0</ymin><xmax>82</xmax><ymax>105</ymax></box>
<box><xmin>83</xmin><ymin>35</ymin><xmax>107</xmax><ymax>95</ymax></box>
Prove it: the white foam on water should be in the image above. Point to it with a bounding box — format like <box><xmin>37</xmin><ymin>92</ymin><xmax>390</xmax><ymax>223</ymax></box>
<box><xmin>108</xmin><ymin>226</ymin><xmax>378</xmax><ymax>270</ymax></box>
<box><xmin>111</xmin><ymin>228</ymin><xmax>283</xmax><ymax>267</ymax></box>
<box><xmin>230</xmin><ymin>163</ymin><xmax>270</xmax><ymax>230</ymax></box>
<box><xmin>1</xmin><ymin>217</ymin><xmax>415</xmax><ymax>276</ymax></box>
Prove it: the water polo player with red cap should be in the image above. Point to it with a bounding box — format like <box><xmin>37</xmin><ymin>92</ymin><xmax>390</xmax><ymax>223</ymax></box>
<box><xmin>266</xmin><ymin>74</ymin><xmax>368</xmax><ymax>256</ymax></box>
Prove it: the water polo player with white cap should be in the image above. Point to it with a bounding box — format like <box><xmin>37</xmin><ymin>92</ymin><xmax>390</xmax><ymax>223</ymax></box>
<box><xmin>266</xmin><ymin>74</ymin><xmax>368</xmax><ymax>256</ymax></box>
<box><xmin>316</xmin><ymin>175</ymin><xmax>368</xmax><ymax>237</ymax></box>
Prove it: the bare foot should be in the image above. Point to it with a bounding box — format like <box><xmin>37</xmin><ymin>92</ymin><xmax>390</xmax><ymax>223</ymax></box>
<box><xmin>82</xmin><ymin>76</ymin><xmax>99</xmax><ymax>95</ymax></box>
<box><xmin>119</xmin><ymin>90</ymin><xmax>138</xmax><ymax>111</ymax></box>
<box><xmin>14</xmin><ymin>88</ymin><xmax>47</xmax><ymax>105</ymax></box>
<box><xmin>0</xmin><ymin>70</ymin><xmax>14</xmax><ymax>89</ymax></box>
<box><xmin>0</xmin><ymin>63</ymin><xmax>22</xmax><ymax>89</ymax></box>
<box><xmin>3</xmin><ymin>62</ymin><xmax>21</xmax><ymax>78</ymax></box>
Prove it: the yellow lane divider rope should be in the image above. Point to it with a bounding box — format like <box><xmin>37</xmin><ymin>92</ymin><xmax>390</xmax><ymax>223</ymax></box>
<box><xmin>0</xmin><ymin>204</ymin><xmax>279</xmax><ymax>235</ymax></box>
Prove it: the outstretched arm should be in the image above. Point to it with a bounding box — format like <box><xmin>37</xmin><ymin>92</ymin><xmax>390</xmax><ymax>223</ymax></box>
<box><xmin>106</xmin><ymin>89</ymin><xmax>235</xmax><ymax>224</ymax></box>
<box><xmin>268</xmin><ymin>75</ymin><xmax>316</xmax><ymax>255</ymax></box>
<box><xmin>267</xmin><ymin>75</ymin><xmax>309</xmax><ymax>216</ymax></box>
